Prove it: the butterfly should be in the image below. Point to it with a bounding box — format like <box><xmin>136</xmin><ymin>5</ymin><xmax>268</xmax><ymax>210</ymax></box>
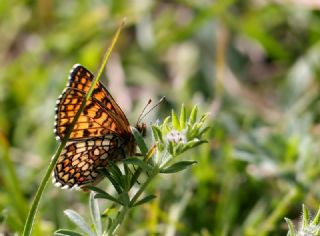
<box><xmin>52</xmin><ymin>64</ymin><xmax>146</xmax><ymax>190</ymax></box>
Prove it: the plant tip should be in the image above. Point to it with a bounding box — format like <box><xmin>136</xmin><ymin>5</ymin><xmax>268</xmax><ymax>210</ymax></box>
<box><xmin>121</xmin><ymin>18</ymin><xmax>127</xmax><ymax>26</ymax></box>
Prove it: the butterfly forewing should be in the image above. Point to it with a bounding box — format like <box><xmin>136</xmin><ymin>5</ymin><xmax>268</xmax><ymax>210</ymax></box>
<box><xmin>54</xmin><ymin>64</ymin><xmax>131</xmax><ymax>140</ymax></box>
<box><xmin>55</xmin><ymin>89</ymin><xmax>123</xmax><ymax>139</ymax></box>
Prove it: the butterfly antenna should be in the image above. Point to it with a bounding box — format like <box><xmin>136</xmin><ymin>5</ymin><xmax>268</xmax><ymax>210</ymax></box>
<box><xmin>139</xmin><ymin>96</ymin><xmax>165</xmax><ymax>122</ymax></box>
<box><xmin>136</xmin><ymin>99</ymin><xmax>152</xmax><ymax>126</ymax></box>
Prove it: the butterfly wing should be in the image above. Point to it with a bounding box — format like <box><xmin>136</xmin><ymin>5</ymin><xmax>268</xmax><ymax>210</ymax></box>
<box><xmin>53</xmin><ymin>64</ymin><xmax>138</xmax><ymax>189</ymax></box>
<box><xmin>54</xmin><ymin>64</ymin><xmax>131</xmax><ymax>140</ymax></box>
<box><xmin>53</xmin><ymin>135</ymin><xmax>125</xmax><ymax>189</ymax></box>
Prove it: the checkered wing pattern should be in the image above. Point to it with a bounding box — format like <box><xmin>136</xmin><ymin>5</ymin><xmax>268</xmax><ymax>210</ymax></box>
<box><xmin>53</xmin><ymin>136</ymin><xmax>125</xmax><ymax>189</ymax></box>
<box><xmin>53</xmin><ymin>64</ymin><xmax>137</xmax><ymax>190</ymax></box>
<box><xmin>54</xmin><ymin>64</ymin><xmax>131</xmax><ymax>140</ymax></box>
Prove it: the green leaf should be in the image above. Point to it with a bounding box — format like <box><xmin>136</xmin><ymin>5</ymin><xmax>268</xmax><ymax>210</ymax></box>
<box><xmin>118</xmin><ymin>192</ymin><xmax>130</xmax><ymax>206</ymax></box>
<box><xmin>64</xmin><ymin>210</ymin><xmax>95</xmax><ymax>236</ymax></box>
<box><xmin>174</xmin><ymin>142</ymin><xmax>185</xmax><ymax>156</ymax></box>
<box><xmin>162</xmin><ymin>116</ymin><xmax>171</xmax><ymax>133</ymax></box>
<box><xmin>87</xmin><ymin>186</ymin><xmax>108</xmax><ymax>195</ymax></box>
<box><xmin>168</xmin><ymin>141</ymin><xmax>174</xmax><ymax>156</ymax></box>
<box><xmin>312</xmin><ymin>205</ymin><xmax>320</xmax><ymax>225</ymax></box>
<box><xmin>100</xmin><ymin>169</ymin><xmax>123</xmax><ymax>194</ymax></box>
<box><xmin>108</xmin><ymin>162</ymin><xmax>128</xmax><ymax>191</ymax></box>
<box><xmin>172</xmin><ymin>110</ymin><xmax>180</xmax><ymax>130</ymax></box>
<box><xmin>109</xmin><ymin>162</ymin><xmax>123</xmax><ymax>181</ymax></box>
<box><xmin>179</xmin><ymin>104</ymin><xmax>186</xmax><ymax>129</ymax></box>
<box><xmin>199</xmin><ymin>113</ymin><xmax>209</xmax><ymax>123</ymax></box>
<box><xmin>132</xmin><ymin>127</ymin><xmax>148</xmax><ymax>155</ymax></box>
<box><xmin>89</xmin><ymin>192</ymin><xmax>102</xmax><ymax>236</ymax></box>
<box><xmin>285</xmin><ymin>218</ymin><xmax>296</xmax><ymax>236</ymax></box>
<box><xmin>102</xmin><ymin>206</ymin><xmax>118</xmax><ymax>219</ymax></box>
<box><xmin>157</xmin><ymin>142</ymin><xmax>165</xmax><ymax>152</ymax></box>
<box><xmin>160</xmin><ymin>161</ymin><xmax>197</xmax><ymax>174</ymax></box>
<box><xmin>162</xmin><ymin>116</ymin><xmax>171</xmax><ymax>128</ymax></box>
<box><xmin>182</xmin><ymin>140</ymin><xmax>208</xmax><ymax>152</ymax></box>
<box><xmin>54</xmin><ymin>229</ymin><xmax>83</xmax><ymax>236</ymax></box>
<box><xmin>132</xmin><ymin>195</ymin><xmax>156</xmax><ymax>207</ymax></box>
<box><xmin>198</xmin><ymin>126</ymin><xmax>210</xmax><ymax>138</ymax></box>
<box><xmin>94</xmin><ymin>193</ymin><xmax>122</xmax><ymax>205</ymax></box>
<box><xmin>152</xmin><ymin>126</ymin><xmax>163</xmax><ymax>143</ymax></box>
<box><xmin>302</xmin><ymin>204</ymin><xmax>309</xmax><ymax>228</ymax></box>
<box><xmin>120</xmin><ymin>162</ymin><xmax>132</xmax><ymax>191</ymax></box>
<box><xmin>189</xmin><ymin>105</ymin><xmax>198</xmax><ymax>125</ymax></box>
<box><xmin>88</xmin><ymin>186</ymin><xmax>122</xmax><ymax>204</ymax></box>
<box><xmin>123</xmin><ymin>162</ymin><xmax>130</xmax><ymax>176</ymax></box>
<box><xmin>124</xmin><ymin>157</ymin><xmax>153</xmax><ymax>172</ymax></box>
<box><xmin>193</xmin><ymin>123</ymin><xmax>204</xmax><ymax>135</ymax></box>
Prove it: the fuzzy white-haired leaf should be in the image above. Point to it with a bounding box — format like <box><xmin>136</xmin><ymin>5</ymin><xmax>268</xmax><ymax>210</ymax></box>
<box><xmin>89</xmin><ymin>192</ymin><xmax>102</xmax><ymax>236</ymax></box>
<box><xmin>64</xmin><ymin>209</ymin><xmax>95</xmax><ymax>236</ymax></box>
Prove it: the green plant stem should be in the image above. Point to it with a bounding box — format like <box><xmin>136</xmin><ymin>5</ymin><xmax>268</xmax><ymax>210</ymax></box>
<box><xmin>130</xmin><ymin>169</ymin><xmax>159</xmax><ymax>205</ymax></box>
<box><xmin>108</xmin><ymin>206</ymin><xmax>129</xmax><ymax>235</ymax></box>
<box><xmin>22</xmin><ymin>20</ymin><xmax>126</xmax><ymax>236</ymax></box>
<box><xmin>108</xmin><ymin>152</ymin><xmax>158</xmax><ymax>234</ymax></box>
<box><xmin>130</xmin><ymin>143</ymin><xmax>157</xmax><ymax>188</ymax></box>
<box><xmin>130</xmin><ymin>167</ymin><xmax>143</xmax><ymax>188</ymax></box>
<box><xmin>108</xmin><ymin>169</ymin><xmax>159</xmax><ymax>235</ymax></box>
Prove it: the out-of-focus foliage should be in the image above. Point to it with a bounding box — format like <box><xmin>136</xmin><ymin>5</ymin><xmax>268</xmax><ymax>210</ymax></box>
<box><xmin>1</xmin><ymin>0</ymin><xmax>320</xmax><ymax>235</ymax></box>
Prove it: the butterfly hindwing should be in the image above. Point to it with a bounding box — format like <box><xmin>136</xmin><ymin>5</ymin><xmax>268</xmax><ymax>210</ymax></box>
<box><xmin>53</xmin><ymin>135</ymin><xmax>125</xmax><ymax>189</ymax></box>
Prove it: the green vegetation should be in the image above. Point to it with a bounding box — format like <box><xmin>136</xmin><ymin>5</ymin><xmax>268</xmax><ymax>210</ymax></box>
<box><xmin>1</xmin><ymin>0</ymin><xmax>320</xmax><ymax>235</ymax></box>
<box><xmin>55</xmin><ymin>105</ymin><xmax>208</xmax><ymax>235</ymax></box>
<box><xmin>286</xmin><ymin>205</ymin><xmax>320</xmax><ymax>236</ymax></box>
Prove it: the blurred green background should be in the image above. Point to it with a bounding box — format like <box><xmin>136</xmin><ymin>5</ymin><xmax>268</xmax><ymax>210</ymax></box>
<box><xmin>2</xmin><ymin>0</ymin><xmax>320</xmax><ymax>235</ymax></box>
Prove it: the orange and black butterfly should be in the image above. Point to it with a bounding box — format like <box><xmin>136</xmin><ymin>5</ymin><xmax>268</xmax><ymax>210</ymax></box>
<box><xmin>53</xmin><ymin>64</ymin><xmax>146</xmax><ymax>190</ymax></box>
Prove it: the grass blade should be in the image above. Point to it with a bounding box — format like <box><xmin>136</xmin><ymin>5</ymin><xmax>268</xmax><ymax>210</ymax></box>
<box><xmin>54</xmin><ymin>229</ymin><xmax>83</xmax><ymax>236</ymax></box>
